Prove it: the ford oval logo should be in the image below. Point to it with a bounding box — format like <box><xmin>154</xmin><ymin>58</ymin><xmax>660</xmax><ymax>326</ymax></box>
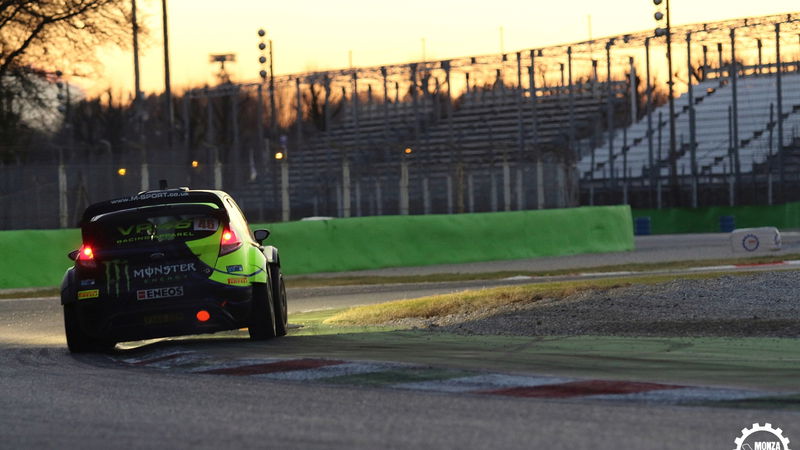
<box><xmin>149</xmin><ymin>252</ymin><xmax>166</xmax><ymax>260</ymax></box>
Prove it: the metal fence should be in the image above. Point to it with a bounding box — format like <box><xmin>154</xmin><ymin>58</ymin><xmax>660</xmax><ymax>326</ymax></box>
<box><xmin>0</xmin><ymin>153</ymin><xmax>573</xmax><ymax>229</ymax></box>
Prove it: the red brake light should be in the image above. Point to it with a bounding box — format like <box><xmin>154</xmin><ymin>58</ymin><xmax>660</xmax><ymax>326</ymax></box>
<box><xmin>219</xmin><ymin>226</ymin><xmax>242</xmax><ymax>256</ymax></box>
<box><xmin>77</xmin><ymin>245</ymin><xmax>96</xmax><ymax>268</ymax></box>
<box><xmin>79</xmin><ymin>245</ymin><xmax>94</xmax><ymax>260</ymax></box>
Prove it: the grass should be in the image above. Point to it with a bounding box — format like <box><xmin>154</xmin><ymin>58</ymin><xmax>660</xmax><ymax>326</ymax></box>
<box><xmin>323</xmin><ymin>271</ymin><xmax>741</xmax><ymax>326</ymax></box>
<box><xmin>286</xmin><ymin>252</ymin><xmax>800</xmax><ymax>288</ymax></box>
<box><xmin>288</xmin><ymin>308</ymin><xmax>407</xmax><ymax>336</ymax></box>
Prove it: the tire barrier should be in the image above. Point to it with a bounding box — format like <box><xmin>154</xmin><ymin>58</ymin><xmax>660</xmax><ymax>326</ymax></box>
<box><xmin>633</xmin><ymin>217</ymin><xmax>651</xmax><ymax>236</ymax></box>
<box><xmin>729</xmin><ymin>227</ymin><xmax>782</xmax><ymax>254</ymax></box>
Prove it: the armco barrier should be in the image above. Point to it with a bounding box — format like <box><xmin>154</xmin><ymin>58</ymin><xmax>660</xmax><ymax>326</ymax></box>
<box><xmin>633</xmin><ymin>203</ymin><xmax>800</xmax><ymax>234</ymax></box>
<box><xmin>0</xmin><ymin>205</ymin><xmax>633</xmax><ymax>289</ymax></box>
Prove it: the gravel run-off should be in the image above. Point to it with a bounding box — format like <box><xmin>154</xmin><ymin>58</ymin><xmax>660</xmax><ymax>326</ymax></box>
<box><xmin>409</xmin><ymin>271</ymin><xmax>800</xmax><ymax>338</ymax></box>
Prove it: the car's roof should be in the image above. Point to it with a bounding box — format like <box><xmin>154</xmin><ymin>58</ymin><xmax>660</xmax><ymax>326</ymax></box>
<box><xmin>80</xmin><ymin>188</ymin><xmax>230</xmax><ymax>225</ymax></box>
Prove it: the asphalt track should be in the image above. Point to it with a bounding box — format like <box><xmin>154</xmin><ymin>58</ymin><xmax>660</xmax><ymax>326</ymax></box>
<box><xmin>1</xmin><ymin>233</ymin><xmax>798</xmax><ymax>449</ymax></box>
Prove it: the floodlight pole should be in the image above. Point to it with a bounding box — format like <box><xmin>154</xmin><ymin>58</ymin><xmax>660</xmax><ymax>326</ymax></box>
<box><xmin>161</xmin><ymin>0</ymin><xmax>173</xmax><ymax>147</ymax></box>
<box><xmin>645</xmin><ymin>37</ymin><xmax>655</xmax><ymax>207</ymax></box>
<box><xmin>131</xmin><ymin>0</ymin><xmax>142</xmax><ymax>105</ymax></box>
<box><xmin>665</xmin><ymin>0</ymin><xmax>679</xmax><ymax>207</ymax></box>
<box><xmin>730</xmin><ymin>28</ymin><xmax>741</xmax><ymax>204</ymax></box>
<box><xmin>605</xmin><ymin>41</ymin><xmax>615</xmax><ymax>192</ymax></box>
<box><xmin>269</xmin><ymin>41</ymin><xmax>277</xmax><ymax>133</ymax></box>
<box><xmin>776</xmin><ymin>23</ymin><xmax>785</xmax><ymax>202</ymax></box>
<box><xmin>687</xmin><ymin>32</ymin><xmax>698</xmax><ymax>208</ymax></box>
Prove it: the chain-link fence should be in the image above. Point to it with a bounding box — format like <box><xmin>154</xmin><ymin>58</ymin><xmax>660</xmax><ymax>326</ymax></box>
<box><xmin>0</xmin><ymin>150</ymin><xmax>574</xmax><ymax>230</ymax></box>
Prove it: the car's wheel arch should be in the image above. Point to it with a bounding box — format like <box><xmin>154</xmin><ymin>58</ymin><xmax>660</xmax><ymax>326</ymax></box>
<box><xmin>263</xmin><ymin>245</ymin><xmax>280</xmax><ymax>268</ymax></box>
<box><xmin>60</xmin><ymin>267</ymin><xmax>77</xmax><ymax>305</ymax></box>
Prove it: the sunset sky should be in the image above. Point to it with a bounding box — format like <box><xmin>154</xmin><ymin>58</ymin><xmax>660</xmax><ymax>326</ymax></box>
<box><xmin>87</xmin><ymin>0</ymin><xmax>800</xmax><ymax>98</ymax></box>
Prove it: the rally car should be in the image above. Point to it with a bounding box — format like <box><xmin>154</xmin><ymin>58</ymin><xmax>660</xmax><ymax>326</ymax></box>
<box><xmin>60</xmin><ymin>187</ymin><xmax>287</xmax><ymax>352</ymax></box>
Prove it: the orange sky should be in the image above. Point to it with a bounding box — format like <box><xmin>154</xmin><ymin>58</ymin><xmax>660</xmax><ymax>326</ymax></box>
<box><xmin>85</xmin><ymin>0</ymin><xmax>800</xmax><ymax>98</ymax></box>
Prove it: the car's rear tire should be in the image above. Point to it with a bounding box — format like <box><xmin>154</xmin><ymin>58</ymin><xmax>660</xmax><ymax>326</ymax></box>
<box><xmin>249</xmin><ymin>282</ymin><xmax>276</xmax><ymax>340</ymax></box>
<box><xmin>269</xmin><ymin>264</ymin><xmax>288</xmax><ymax>337</ymax></box>
<box><xmin>63</xmin><ymin>303</ymin><xmax>115</xmax><ymax>353</ymax></box>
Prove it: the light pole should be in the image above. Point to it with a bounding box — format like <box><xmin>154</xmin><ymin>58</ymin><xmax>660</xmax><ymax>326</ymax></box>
<box><xmin>654</xmin><ymin>0</ymin><xmax>679</xmax><ymax>206</ymax></box>
<box><xmin>257</xmin><ymin>29</ymin><xmax>268</xmax><ymax>161</ymax></box>
<box><xmin>161</xmin><ymin>0</ymin><xmax>173</xmax><ymax>147</ymax></box>
<box><xmin>56</xmin><ymin>71</ymin><xmax>69</xmax><ymax>229</ymax></box>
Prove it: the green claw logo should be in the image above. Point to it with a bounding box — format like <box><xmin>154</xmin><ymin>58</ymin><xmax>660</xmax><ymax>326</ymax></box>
<box><xmin>105</xmin><ymin>260</ymin><xmax>131</xmax><ymax>296</ymax></box>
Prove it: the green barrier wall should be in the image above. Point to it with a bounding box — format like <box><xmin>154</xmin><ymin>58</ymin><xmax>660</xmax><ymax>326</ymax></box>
<box><xmin>0</xmin><ymin>229</ymin><xmax>82</xmax><ymax>290</ymax></box>
<box><xmin>0</xmin><ymin>205</ymin><xmax>633</xmax><ymax>289</ymax></box>
<box><xmin>633</xmin><ymin>202</ymin><xmax>800</xmax><ymax>234</ymax></box>
<box><xmin>256</xmin><ymin>205</ymin><xmax>634</xmax><ymax>275</ymax></box>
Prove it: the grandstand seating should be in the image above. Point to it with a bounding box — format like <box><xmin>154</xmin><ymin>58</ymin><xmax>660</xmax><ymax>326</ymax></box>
<box><xmin>578</xmin><ymin>71</ymin><xmax>800</xmax><ymax>180</ymax></box>
<box><xmin>300</xmin><ymin>80</ymin><xmax>625</xmax><ymax>174</ymax></box>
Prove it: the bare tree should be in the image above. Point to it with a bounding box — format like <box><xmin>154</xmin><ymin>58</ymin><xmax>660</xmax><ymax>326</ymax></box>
<box><xmin>0</xmin><ymin>0</ymin><xmax>136</xmax><ymax>148</ymax></box>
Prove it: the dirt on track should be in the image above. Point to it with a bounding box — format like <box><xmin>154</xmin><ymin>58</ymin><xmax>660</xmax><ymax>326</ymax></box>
<box><xmin>410</xmin><ymin>271</ymin><xmax>800</xmax><ymax>338</ymax></box>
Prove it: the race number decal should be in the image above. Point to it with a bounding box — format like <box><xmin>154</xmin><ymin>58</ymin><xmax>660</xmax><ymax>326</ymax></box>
<box><xmin>193</xmin><ymin>218</ymin><xmax>218</xmax><ymax>231</ymax></box>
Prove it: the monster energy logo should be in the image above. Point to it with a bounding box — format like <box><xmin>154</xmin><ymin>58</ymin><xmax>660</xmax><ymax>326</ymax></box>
<box><xmin>105</xmin><ymin>260</ymin><xmax>131</xmax><ymax>297</ymax></box>
<box><xmin>133</xmin><ymin>263</ymin><xmax>196</xmax><ymax>279</ymax></box>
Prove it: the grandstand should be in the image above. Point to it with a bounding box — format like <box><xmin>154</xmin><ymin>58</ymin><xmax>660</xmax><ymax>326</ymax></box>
<box><xmin>256</xmin><ymin>77</ymin><xmax>629</xmax><ymax>217</ymax></box>
<box><xmin>230</xmin><ymin>11</ymin><xmax>800</xmax><ymax>215</ymax></box>
<box><xmin>579</xmin><ymin>65</ymin><xmax>800</xmax><ymax>206</ymax></box>
<box><xmin>579</xmin><ymin>67</ymin><xmax>800</xmax><ymax>176</ymax></box>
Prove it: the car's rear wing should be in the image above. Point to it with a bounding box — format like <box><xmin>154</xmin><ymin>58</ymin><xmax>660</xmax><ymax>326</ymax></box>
<box><xmin>80</xmin><ymin>190</ymin><xmax>226</xmax><ymax>226</ymax></box>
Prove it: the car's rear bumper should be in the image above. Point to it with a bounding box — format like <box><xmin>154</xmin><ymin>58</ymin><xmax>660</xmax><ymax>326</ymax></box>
<box><xmin>69</xmin><ymin>282</ymin><xmax>253</xmax><ymax>342</ymax></box>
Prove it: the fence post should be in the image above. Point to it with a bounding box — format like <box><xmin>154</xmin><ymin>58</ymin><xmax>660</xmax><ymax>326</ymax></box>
<box><xmin>503</xmin><ymin>160</ymin><xmax>511</xmax><ymax>211</ymax></box>
<box><xmin>467</xmin><ymin>172</ymin><xmax>475</xmax><ymax>213</ymax></box>
<box><xmin>141</xmin><ymin>160</ymin><xmax>150</xmax><ymax>192</ymax></box>
<box><xmin>213</xmin><ymin>145</ymin><xmax>222</xmax><ymax>190</ymax></box>
<box><xmin>281</xmin><ymin>159</ymin><xmax>290</xmax><ymax>221</ymax></box>
<box><xmin>536</xmin><ymin>159</ymin><xmax>545</xmax><ymax>209</ymax></box>
<box><xmin>342</xmin><ymin>159</ymin><xmax>351</xmax><ymax>218</ymax></box>
<box><xmin>490</xmin><ymin>168</ymin><xmax>498</xmax><ymax>212</ymax></box>
<box><xmin>58</xmin><ymin>153</ymin><xmax>68</xmax><ymax>228</ymax></box>
<box><xmin>446</xmin><ymin>175</ymin><xmax>453</xmax><ymax>214</ymax></box>
<box><xmin>355</xmin><ymin>179</ymin><xmax>362</xmax><ymax>217</ymax></box>
<box><xmin>423</xmin><ymin>177</ymin><xmax>431</xmax><ymax>214</ymax></box>
<box><xmin>399</xmin><ymin>160</ymin><xmax>409</xmax><ymax>215</ymax></box>
<box><xmin>375</xmin><ymin>177</ymin><xmax>383</xmax><ymax>216</ymax></box>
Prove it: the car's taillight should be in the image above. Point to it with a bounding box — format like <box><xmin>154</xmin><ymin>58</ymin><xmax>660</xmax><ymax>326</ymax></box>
<box><xmin>77</xmin><ymin>244</ymin><xmax>97</xmax><ymax>268</ymax></box>
<box><xmin>219</xmin><ymin>226</ymin><xmax>242</xmax><ymax>256</ymax></box>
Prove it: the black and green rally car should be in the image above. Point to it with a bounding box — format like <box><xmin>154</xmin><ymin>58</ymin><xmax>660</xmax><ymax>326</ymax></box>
<box><xmin>60</xmin><ymin>188</ymin><xmax>287</xmax><ymax>352</ymax></box>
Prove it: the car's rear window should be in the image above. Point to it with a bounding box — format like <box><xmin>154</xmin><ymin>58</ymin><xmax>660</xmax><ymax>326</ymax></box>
<box><xmin>85</xmin><ymin>204</ymin><xmax>225</xmax><ymax>249</ymax></box>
